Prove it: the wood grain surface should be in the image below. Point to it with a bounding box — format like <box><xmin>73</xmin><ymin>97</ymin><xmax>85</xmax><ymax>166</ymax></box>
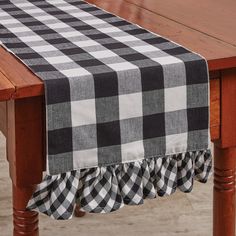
<box><xmin>125</xmin><ymin>0</ymin><xmax>236</xmax><ymax>46</ymax></box>
<box><xmin>0</xmin><ymin>47</ymin><xmax>44</xmax><ymax>99</ymax></box>
<box><xmin>0</xmin><ymin>0</ymin><xmax>236</xmax><ymax>100</ymax></box>
<box><xmin>0</xmin><ymin>71</ymin><xmax>14</xmax><ymax>101</ymax></box>
<box><xmin>88</xmin><ymin>0</ymin><xmax>236</xmax><ymax>70</ymax></box>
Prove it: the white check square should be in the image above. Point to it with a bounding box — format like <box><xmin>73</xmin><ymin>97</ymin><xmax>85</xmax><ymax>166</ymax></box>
<box><xmin>0</xmin><ymin>18</ymin><xmax>18</xmax><ymax>25</ymax></box>
<box><xmin>19</xmin><ymin>35</ymin><xmax>42</xmax><ymax>43</ymax></box>
<box><xmin>36</xmin><ymin>15</ymin><xmax>55</xmax><ymax>21</ymax></box>
<box><xmin>114</xmin><ymin>35</ymin><xmax>138</xmax><ymax>42</ymax></box>
<box><xmin>166</xmin><ymin>133</ymin><xmax>188</xmax><ymax>154</ymax></box>
<box><xmin>15</xmin><ymin>2</ymin><xmax>32</xmax><ymax>7</ymax></box>
<box><xmin>71</xmin><ymin>99</ymin><xmax>96</xmax><ymax>127</ymax></box>
<box><xmin>152</xmin><ymin>56</ymin><xmax>183</xmax><ymax>65</ymax></box>
<box><xmin>61</xmin><ymin>31</ymin><xmax>83</xmax><ymax>38</ymax></box>
<box><xmin>73</xmin><ymin>148</ymin><xmax>98</xmax><ymax>169</ymax></box>
<box><xmin>121</xmin><ymin>140</ymin><xmax>144</xmax><ymax>162</ymax></box>
<box><xmin>26</xmin><ymin>8</ymin><xmax>42</xmax><ymax>14</ymax></box>
<box><xmin>74</xmin><ymin>40</ymin><xmax>99</xmax><ymax>47</ymax></box>
<box><xmin>164</xmin><ymin>86</ymin><xmax>187</xmax><ymax>112</ymax></box>
<box><xmin>8</xmin><ymin>26</ymin><xmax>31</xmax><ymax>33</ymax></box>
<box><xmin>99</xmin><ymin>27</ymin><xmax>122</xmax><ymax>33</ymax></box>
<box><xmin>84</xmin><ymin>19</ymin><xmax>104</xmax><ymax>25</ymax></box>
<box><xmin>132</xmin><ymin>45</ymin><xmax>160</xmax><ymax>53</ymax></box>
<box><xmin>47</xmin><ymin>22</ymin><xmax>68</xmax><ymax>29</ymax></box>
<box><xmin>71</xmin><ymin>12</ymin><xmax>91</xmax><ymax>18</ymax></box>
<box><xmin>32</xmin><ymin>45</ymin><xmax>56</xmax><ymax>53</ymax></box>
<box><xmin>89</xmin><ymin>50</ymin><xmax>117</xmax><ymax>59</ymax></box>
<box><xmin>119</xmin><ymin>92</ymin><xmax>142</xmax><ymax>120</ymax></box>
<box><xmin>108</xmin><ymin>62</ymin><xmax>138</xmax><ymax>71</ymax></box>
<box><xmin>45</xmin><ymin>55</ymin><xmax>73</xmax><ymax>64</ymax></box>
<box><xmin>0</xmin><ymin>12</ymin><xmax>8</xmax><ymax>17</ymax></box>
<box><xmin>61</xmin><ymin>67</ymin><xmax>90</xmax><ymax>77</ymax></box>
<box><xmin>57</xmin><ymin>5</ymin><xmax>75</xmax><ymax>11</ymax></box>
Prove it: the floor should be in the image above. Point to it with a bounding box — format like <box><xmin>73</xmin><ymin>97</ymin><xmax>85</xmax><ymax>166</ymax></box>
<box><xmin>0</xmin><ymin>132</ymin><xmax>213</xmax><ymax>236</ymax></box>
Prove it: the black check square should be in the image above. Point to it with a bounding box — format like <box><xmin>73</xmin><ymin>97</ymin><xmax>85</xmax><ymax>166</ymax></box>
<box><xmin>45</xmin><ymin>78</ymin><xmax>71</xmax><ymax>105</ymax></box>
<box><xmin>97</xmin><ymin>121</ymin><xmax>121</xmax><ymax>147</ymax></box>
<box><xmin>48</xmin><ymin>127</ymin><xmax>73</xmax><ymax>155</ymax></box>
<box><xmin>94</xmin><ymin>71</ymin><xmax>119</xmax><ymax>98</ymax></box>
<box><xmin>143</xmin><ymin>113</ymin><xmax>165</xmax><ymax>139</ymax></box>
<box><xmin>185</xmin><ymin>59</ymin><xmax>208</xmax><ymax>85</ymax></box>
<box><xmin>187</xmin><ymin>107</ymin><xmax>209</xmax><ymax>131</ymax></box>
<box><xmin>141</xmin><ymin>65</ymin><xmax>164</xmax><ymax>91</ymax></box>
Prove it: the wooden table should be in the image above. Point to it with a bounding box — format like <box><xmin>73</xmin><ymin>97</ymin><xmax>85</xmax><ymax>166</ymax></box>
<box><xmin>0</xmin><ymin>0</ymin><xmax>235</xmax><ymax>235</ymax></box>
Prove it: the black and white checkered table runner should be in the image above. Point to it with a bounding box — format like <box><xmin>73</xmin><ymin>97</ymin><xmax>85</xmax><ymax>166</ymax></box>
<box><xmin>0</xmin><ymin>0</ymin><xmax>212</xmax><ymax>219</ymax></box>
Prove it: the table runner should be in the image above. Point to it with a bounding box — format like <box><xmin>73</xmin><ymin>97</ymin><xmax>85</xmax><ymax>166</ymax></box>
<box><xmin>0</xmin><ymin>0</ymin><xmax>212</xmax><ymax>219</ymax></box>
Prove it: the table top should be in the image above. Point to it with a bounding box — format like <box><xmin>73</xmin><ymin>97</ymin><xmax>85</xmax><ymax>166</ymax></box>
<box><xmin>0</xmin><ymin>0</ymin><xmax>235</xmax><ymax>100</ymax></box>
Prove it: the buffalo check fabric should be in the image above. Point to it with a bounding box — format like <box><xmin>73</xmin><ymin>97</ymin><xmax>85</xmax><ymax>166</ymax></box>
<box><xmin>27</xmin><ymin>150</ymin><xmax>211</xmax><ymax>219</ymax></box>
<box><xmin>0</xmin><ymin>0</ymin><xmax>212</xmax><ymax>219</ymax></box>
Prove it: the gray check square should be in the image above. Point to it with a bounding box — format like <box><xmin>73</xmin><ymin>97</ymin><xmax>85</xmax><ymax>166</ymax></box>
<box><xmin>165</xmin><ymin>110</ymin><xmax>188</xmax><ymax>135</ymax></box>
<box><xmin>187</xmin><ymin>129</ymin><xmax>209</xmax><ymax>150</ymax></box>
<box><xmin>98</xmin><ymin>56</ymin><xmax>124</xmax><ymax>65</ymax></box>
<box><xmin>187</xmin><ymin>84</ymin><xmax>208</xmax><ymax>108</ymax></box>
<box><xmin>69</xmin><ymin>53</ymin><xmax>95</xmax><ymax>61</ymax></box>
<box><xmin>117</xmin><ymin>68</ymin><xmax>142</xmax><ymax>94</ymax></box>
<box><xmin>98</xmin><ymin>145</ymin><xmax>122</xmax><ymax>165</ymax></box>
<box><xmin>95</xmin><ymin>96</ymin><xmax>119</xmax><ymax>123</ymax></box>
<box><xmin>72</xmin><ymin>124</ymin><xmax>97</xmax><ymax>151</ymax></box>
<box><xmin>47</xmin><ymin>102</ymin><xmax>72</xmax><ymax>130</ymax></box>
<box><xmin>142</xmin><ymin>89</ymin><xmax>164</xmax><ymax>116</ymax></box>
<box><xmin>112</xmin><ymin>47</ymin><xmax>138</xmax><ymax>56</ymax></box>
<box><xmin>176</xmin><ymin>52</ymin><xmax>203</xmax><ymax>62</ymax></box>
<box><xmin>86</xmin><ymin>64</ymin><xmax>114</xmax><ymax>75</ymax></box>
<box><xmin>143</xmin><ymin>137</ymin><xmax>166</xmax><ymax>157</ymax></box>
<box><xmin>48</xmin><ymin>152</ymin><xmax>74</xmax><ymax>175</ymax></box>
<box><xmin>69</xmin><ymin>74</ymin><xmax>95</xmax><ymax>101</ymax></box>
<box><xmin>120</xmin><ymin>117</ymin><xmax>143</xmax><ymax>144</ymax></box>
<box><xmin>131</xmin><ymin>59</ymin><xmax>160</xmax><ymax>68</ymax></box>
<box><xmin>163</xmin><ymin>62</ymin><xmax>186</xmax><ymax>88</ymax></box>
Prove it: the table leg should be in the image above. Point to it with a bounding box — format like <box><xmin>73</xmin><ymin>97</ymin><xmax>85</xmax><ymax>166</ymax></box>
<box><xmin>13</xmin><ymin>185</ymin><xmax>39</xmax><ymax>236</ymax></box>
<box><xmin>7</xmin><ymin>97</ymin><xmax>45</xmax><ymax>236</ymax></box>
<box><xmin>74</xmin><ymin>204</ymin><xmax>86</xmax><ymax>218</ymax></box>
<box><xmin>213</xmin><ymin>145</ymin><xmax>236</xmax><ymax>236</ymax></box>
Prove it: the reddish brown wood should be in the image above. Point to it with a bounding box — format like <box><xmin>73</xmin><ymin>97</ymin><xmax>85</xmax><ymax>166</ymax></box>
<box><xmin>125</xmin><ymin>0</ymin><xmax>236</xmax><ymax>46</ymax></box>
<box><xmin>212</xmin><ymin>68</ymin><xmax>236</xmax><ymax>236</ymax></box>
<box><xmin>6</xmin><ymin>97</ymin><xmax>45</xmax><ymax>235</ymax></box>
<box><xmin>87</xmin><ymin>0</ymin><xmax>236</xmax><ymax>71</ymax></box>
<box><xmin>13</xmin><ymin>185</ymin><xmax>39</xmax><ymax>236</ymax></box>
<box><xmin>0</xmin><ymin>71</ymin><xmax>15</xmax><ymax>101</ymax></box>
<box><xmin>74</xmin><ymin>205</ymin><xmax>86</xmax><ymax>218</ymax></box>
<box><xmin>0</xmin><ymin>101</ymin><xmax>7</xmax><ymax>137</ymax></box>
<box><xmin>219</xmin><ymin>68</ymin><xmax>236</xmax><ymax>148</ymax></box>
<box><xmin>7</xmin><ymin>96</ymin><xmax>45</xmax><ymax>186</ymax></box>
<box><xmin>213</xmin><ymin>146</ymin><xmax>236</xmax><ymax>236</ymax></box>
<box><xmin>209</xmin><ymin>77</ymin><xmax>220</xmax><ymax>141</ymax></box>
<box><xmin>0</xmin><ymin>47</ymin><xmax>44</xmax><ymax>99</ymax></box>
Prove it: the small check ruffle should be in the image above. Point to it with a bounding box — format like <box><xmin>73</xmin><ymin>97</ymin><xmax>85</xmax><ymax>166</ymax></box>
<box><xmin>27</xmin><ymin>149</ymin><xmax>212</xmax><ymax>220</ymax></box>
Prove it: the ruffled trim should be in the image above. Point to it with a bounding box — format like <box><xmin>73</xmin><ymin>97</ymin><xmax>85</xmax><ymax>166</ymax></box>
<box><xmin>27</xmin><ymin>149</ymin><xmax>212</xmax><ymax>220</ymax></box>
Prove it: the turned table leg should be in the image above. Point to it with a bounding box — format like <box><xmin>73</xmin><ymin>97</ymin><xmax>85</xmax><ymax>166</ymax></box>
<box><xmin>7</xmin><ymin>97</ymin><xmax>44</xmax><ymax>236</ymax></box>
<box><xmin>213</xmin><ymin>146</ymin><xmax>236</xmax><ymax>236</ymax></box>
<box><xmin>13</xmin><ymin>185</ymin><xmax>39</xmax><ymax>236</ymax></box>
<box><xmin>74</xmin><ymin>204</ymin><xmax>86</xmax><ymax>218</ymax></box>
